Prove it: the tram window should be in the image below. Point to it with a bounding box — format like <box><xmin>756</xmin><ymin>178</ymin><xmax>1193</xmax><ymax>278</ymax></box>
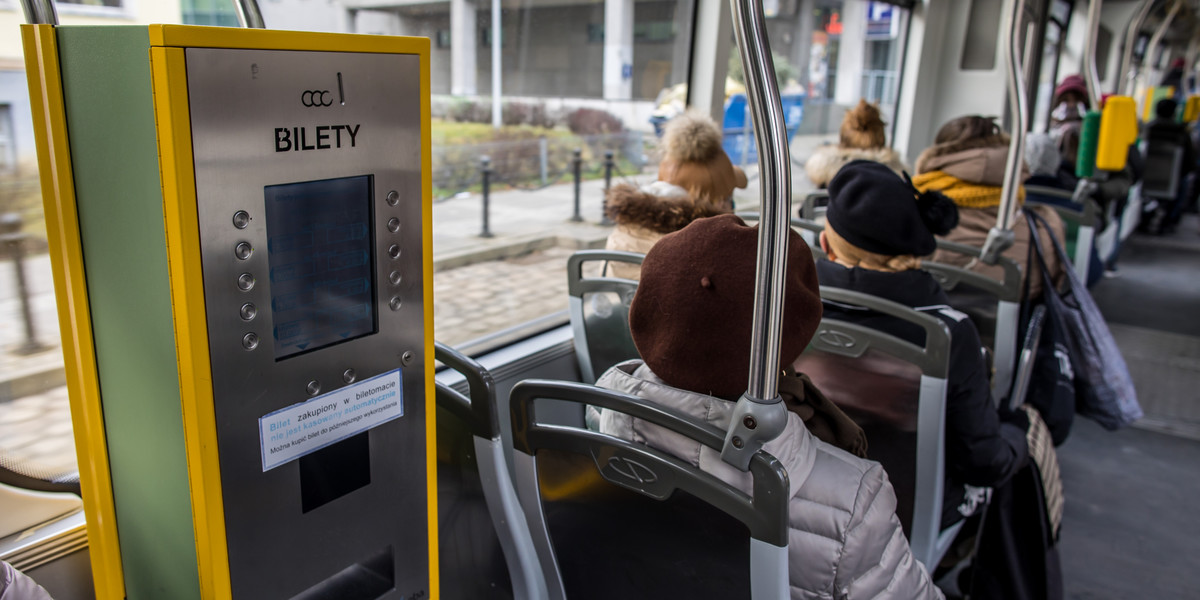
<box><xmin>181</xmin><ymin>0</ymin><xmax>241</xmax><ymax>27</ymax></box>
<box><xmin>727</xmin><ymin>0</ymin><xmax>910</xmax><ymax>194</ymax></box>
<box><xmin>1</xmin><ymin>1</ymin><xmax>186</xmax><ymax>488</ymax></box>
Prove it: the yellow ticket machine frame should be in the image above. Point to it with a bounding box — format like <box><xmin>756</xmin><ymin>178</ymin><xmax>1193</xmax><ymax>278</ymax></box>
<box><xmin>23</xmin><ymin>24</ymin><xmax>435</xmax><ymax>600</ymax></box>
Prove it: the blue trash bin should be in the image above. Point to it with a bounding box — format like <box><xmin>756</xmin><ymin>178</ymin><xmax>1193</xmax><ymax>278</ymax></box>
<box><xmin>722</xmin><ymin>93</ymin><xmax>804</xmax><ymax>165</ymax></box>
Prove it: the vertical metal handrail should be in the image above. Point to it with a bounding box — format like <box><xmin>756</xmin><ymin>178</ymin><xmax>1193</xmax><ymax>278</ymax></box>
<box><xmin>1146</xmin><ymin>0</ymin><xmax>1182</xmax><ymax>90</ymax></box>
<box><xmin>234</xmin><ymin>0</ymin><xmax>266</xmax><ymax>29</ymax></box>
<box><xmin>720</xmin><ymin>0</ymin><xmax>791</xmax><ymax>470</ymax></box>
<box><xmin>1118</xmin><ymin>0</ymin><xmax>1157</xmax><ymax>96</ymax></box>
<box><xmin>982</xmin><ymin>0</ymin><xmax>1028</xmax><ymax>264</ymax></box>
<box><xmin>20</xmin><ymin>0</ymin><xmax>58</xmax><ymax>25</ymax></box>
<box><xmin>1082</xmin><ymin>0</ymin><xmax>1104</xmax><ymax>105</ymax></box>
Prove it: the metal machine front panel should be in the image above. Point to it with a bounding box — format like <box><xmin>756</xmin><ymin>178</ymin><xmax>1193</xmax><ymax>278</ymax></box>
<box><xmin>185</xmin><ymin>47</ymin><xmax>427</xmax><ymax>599</ymax></box>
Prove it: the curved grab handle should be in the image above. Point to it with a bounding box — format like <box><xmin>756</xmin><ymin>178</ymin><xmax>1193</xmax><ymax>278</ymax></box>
<box><xmin>434</xmin><ymin>341</ymin><xmax>500</xmax><ymax>440</ymax></box>
<box><xmin>722</xmin><ymin>0</ymin><xmax>792</xmax><ymax>471</ymax></box>
<box><xmin>19</xmin><ymin>0</ymin><xmax>57</xmax><ymax>24</ymax></box>
<box><xmin>984</xmin><ymin>0</ymin><xmax>1028</xmax><ymax>264</ymax></box>
<box><xmin>234</xmin><ymin>0</ymin><xmax>266</xmax><ymax>28</ymax></box>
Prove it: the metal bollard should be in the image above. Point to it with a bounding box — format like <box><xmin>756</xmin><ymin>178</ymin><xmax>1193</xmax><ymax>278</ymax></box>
<box><xmin>479</xmin><ymin>156</ymin><xmax>494</xmax><ymax>238</ymax></box>
<box><xmin>1</xmin><ymin>213</ymin><xmax>47</xmax><ymax>355</ymax></box>
<box><xmin>600</xmin><ymin>150</ymin><xmax>615</xmax><ymax>226</ymax></box>
<box><xmin>570</xmin><ymin>148</ymin><xmax>583</xmax><ymax>222</ymax></box>
<box><xmin>539</xmin><ymin>136</ymin><xmax>548</xmax><ymax>186</ymax></box>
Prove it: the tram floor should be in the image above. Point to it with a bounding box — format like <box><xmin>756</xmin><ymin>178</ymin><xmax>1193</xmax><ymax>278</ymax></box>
<box><xmin>1057</xmin><ymin>417</ymin><xmax>1200</xmax><ymax>599</ymax></box>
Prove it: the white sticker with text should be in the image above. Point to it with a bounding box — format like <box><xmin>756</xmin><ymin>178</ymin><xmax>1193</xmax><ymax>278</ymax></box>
<box><xmin>259</xmin><ymin>369</ymin><xmax>403</xmax><ymax>471</ymax></box>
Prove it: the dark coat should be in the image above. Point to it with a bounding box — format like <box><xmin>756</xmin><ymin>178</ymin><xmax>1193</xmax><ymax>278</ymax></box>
<box><xmin>815</xmin><ymin>260</ymin><xmax>1029</xmax><ymax>527</ymax></box>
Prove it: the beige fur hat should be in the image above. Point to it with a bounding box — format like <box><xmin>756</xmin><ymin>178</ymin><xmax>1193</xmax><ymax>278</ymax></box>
<box><xmin>657</xmin><ymin>111</ymin><xmax>749</xmax><ymax>210</ymax></box>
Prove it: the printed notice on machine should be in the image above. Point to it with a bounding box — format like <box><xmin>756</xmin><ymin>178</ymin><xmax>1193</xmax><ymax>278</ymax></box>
<box><xmin>259</xmin><ymin>369</ymin><xmax>403</xmax><ymax>471</ymax></box>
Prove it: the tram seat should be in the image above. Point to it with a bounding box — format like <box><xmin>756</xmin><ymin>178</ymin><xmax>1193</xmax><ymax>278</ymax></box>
<box><xmin>921</xmin><ymin>240</ymin><xmax>1022</xmax><ymax>403</ymax></box>
<box><xmin>434</xmin><ymin>342</ymin><xmax>547</xmax><ymax>599</ymax></box>
<box><xmin>508</xmin><ymin>379</ymin><xmax>790</xmax><ymax>600</ymax></box>
<box><xmin>566</xmin><ymin>250</ymin><xmax>643</xmax><ymax>383</ymax></box>
<box><xmin>798</xmin><ymin>189</ymin><xmax>829</xmax><ymax>221</ymax></box>
<box><xmin>1141</xmin><ymin>136</ymin><xmax>1186</xmax><ymax>201</ymax></box>
<box><xmin>1025</xmin><ymin>185</ymin><xmax>1101</xmax><ymax>282</ymax></box>
<box><xmin>792</xmin><ymin>287</ymin><xmax>959</xmax><ymax>570</ymax></box>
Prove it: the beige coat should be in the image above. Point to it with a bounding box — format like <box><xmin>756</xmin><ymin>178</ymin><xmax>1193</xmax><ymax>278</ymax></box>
<box><xmin>597</xmin><ymin>361</ymin><xmax>943</xmax><ymax>600</ymax></box>
<box><xmin>805</xmin><ymin>145</ymin><xmax>907</xmax><ymax>188</ymax></box>
<box><xmin>929</xmin><ymin>201</ymin><xmax>1065</xmax><ymax>299</ymax></box>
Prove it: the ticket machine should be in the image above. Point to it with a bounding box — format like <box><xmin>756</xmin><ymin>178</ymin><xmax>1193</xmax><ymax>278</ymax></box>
<box><xmin>23</xmin><ymin>25</ymin><xmax>434</xmax><ymax>599</ymax></box>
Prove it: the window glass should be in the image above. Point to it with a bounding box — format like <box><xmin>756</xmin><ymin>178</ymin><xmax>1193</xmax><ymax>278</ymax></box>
<box><xmin>727</xmin><ymin>0</ymin><xmax>910</xmax><ymax>196</ymax></box>
<box><xmin>261</xmin><ymin>0</ymin><xmax>696</xmax><ymax>352</ymax></box>
<box><xmin>1</xmin><ymin>2</ymin><xmax>187</xmax><ymax>483</ymax></box>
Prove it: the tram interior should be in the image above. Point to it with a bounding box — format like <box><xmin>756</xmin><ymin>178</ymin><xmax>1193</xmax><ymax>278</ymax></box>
<box><xmin>2</xmin><ymin>0</ymin><xmax>1200</xmax><ymax>598</ymax></box>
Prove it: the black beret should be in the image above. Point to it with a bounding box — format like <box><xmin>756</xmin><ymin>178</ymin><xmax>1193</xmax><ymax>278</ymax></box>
<box><xmin>826</xmin><ymin>160</ymin><xmax>958</xmax><ymax>256</ymax></box>
<box><xmin>630</xmin><ymin>214</ymin><xmax>823</xmax><ymax>398</ymax></box>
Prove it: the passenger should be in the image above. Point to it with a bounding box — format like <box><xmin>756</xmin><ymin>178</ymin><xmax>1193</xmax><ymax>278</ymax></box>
<box><xmin>1049</xmin><ymin>75</ymin><xmax>1089</xmax><ymax>189</ymax></box>
<box><xmin>604</xmin><ymin>110</ymin><xmax>748</xmax><ymax>279</ymax></box>
<box><xmin>805</xmin><ymin>99</ymin><xmax>906</xmax><ymax>188</ymax></box>
<box><xmin>1144</xmin><ymin>98</ymin><xmax>1196</xmax><ymax>233</ymax></box>
<box><xmin>0</xmin><ymin>560</ymin><xmax>54</xmax><ymax>600</ymax></box>
<box><xmin>816</xmin><ymin>161</ymin><xmax>1030</xmax><ymax>529</ymax></box>
<box><xmin>596</xmin><ymin>214</ymin><xmax>943</xmax><ymax>600</ymax></box>
<box><xmin>911</xmin><ymin>115</ymin><xmax>1066</xmax><ymax>298</ymax></box>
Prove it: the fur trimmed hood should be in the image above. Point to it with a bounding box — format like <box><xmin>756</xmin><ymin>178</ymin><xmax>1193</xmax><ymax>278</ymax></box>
<box><xmin>805</xmin><ymin>145</ymin><xmax>906</xmax><ymax>188</ymax></box>
<box><xmin>605</xmin><ymin>181</ymin><xmax>730</xmax><ymax>234</ymax></box>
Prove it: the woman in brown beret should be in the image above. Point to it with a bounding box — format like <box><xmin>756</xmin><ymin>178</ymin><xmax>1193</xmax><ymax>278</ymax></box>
<box><xmin>595</xmin><ymin>213</ymin><xmax>942</xmax><ymax>600</ymax></box>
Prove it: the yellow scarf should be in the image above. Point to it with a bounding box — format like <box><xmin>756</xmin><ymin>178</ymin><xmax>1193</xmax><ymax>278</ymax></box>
<box><xmin>910</xmin><ymin>170</ymin><xmax>1025</xmax><ymax>209</ymax></box>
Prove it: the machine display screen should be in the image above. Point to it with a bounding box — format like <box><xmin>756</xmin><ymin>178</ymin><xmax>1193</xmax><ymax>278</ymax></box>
<box><xmin>265</xmin><ymin>175</ymin><xmax>377</xmax><ymax>360</ymax></box>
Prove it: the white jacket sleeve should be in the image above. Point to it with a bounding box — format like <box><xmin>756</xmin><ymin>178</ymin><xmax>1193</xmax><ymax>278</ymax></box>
<box><xmin>834</xmin><ymin>464</ymin><xmax>944</xmax><ymax>600</ymax></box>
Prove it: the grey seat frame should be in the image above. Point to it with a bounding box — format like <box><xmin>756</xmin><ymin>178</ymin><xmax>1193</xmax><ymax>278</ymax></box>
<box><xmin>756</xmin><ymin>210</ymin><xmax>1023</xmax><ymax>404</ymax></box>
<box><xmin>566</xmin><ymin>250</ymin><xmax>644</xmax><ymax>383</ymax></box>
<box><xmin>435</xmin><ymin>342</ymin><xmax>548</xmax><ymax>599</ymax></box>
<box><xmin>921</xmin><ymin>240</ymin><xmax>1022</xmax><ymax>403</ymax></box>
<box><xmin>813</xmin><ymin>287</ymin><xmax>960</xmax><ymax>569</ymax></box>
<box><xmin>508</xmin><ymin>379</ymin><xmax>790</xmax><ymax>600</ymax></box>
<box><xmin>1025</xmin><ymin>185</ymin><xmax>1101</xmax><ymax>282</ymax></box>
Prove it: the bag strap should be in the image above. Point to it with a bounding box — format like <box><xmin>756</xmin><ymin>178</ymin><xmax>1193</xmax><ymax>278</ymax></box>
<box><xmin>1025</xmin><ymin>208</ymin><xmax>1076</xmax><ymax>274</ymax></box>
<box><xmin>1024</xmin><ymin>209</ymin><xmax>1060</xmax><ymax>297</ymax></box>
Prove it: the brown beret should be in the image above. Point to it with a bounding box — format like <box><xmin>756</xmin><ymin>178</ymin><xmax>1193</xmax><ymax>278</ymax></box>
<box><xmin>630</xmin><ymin>214</ymin><xmax>823</xmax><ymax>398</ymax></box>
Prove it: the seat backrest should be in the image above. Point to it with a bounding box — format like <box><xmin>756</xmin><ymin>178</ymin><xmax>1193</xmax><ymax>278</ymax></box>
<box><xmin>1142</xmin><ymin>139</ymin><xmax>1185</xmax><ymax>199</ymax></box>
<box><xmin>435</xmin><ymin>342</ymin><xmax>547</xmax><ymax>599</ymax></box>
<box><xmin>509</xmin><ymin>379</ymin><xmax>790</xmax><ymax>600</ymax></box>
<box><xmin>793</xmin><ymin>287</ymin><xmax>951</xmax><ymax>569</ymax></box>
<box><xmin>566</xmin><ymin>251</ymin><xmax>643</xmax><ymax>383</ymax></box>
<box><xmin>924</xmin><ymin>240</ymin><xmax>1022</xmax><ymax>402</ymax></box>
<box><xmin>799</xmin><ymin>190</ymin><xmax>829</xmax><ymax>221</ymax></box>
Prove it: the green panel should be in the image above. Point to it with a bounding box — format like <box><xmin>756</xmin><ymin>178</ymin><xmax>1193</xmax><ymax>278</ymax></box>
<box><xmin>57</xmin><ymin>26</ymin><xmax>201</xmax><ymax>600</ymax></box>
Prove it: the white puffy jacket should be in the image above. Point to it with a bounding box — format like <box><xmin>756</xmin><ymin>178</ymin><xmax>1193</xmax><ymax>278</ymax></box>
<box><xmin>596</xmin><ymin>361</ymin><xmax>943</xmax><ymax>600</ymax></box>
